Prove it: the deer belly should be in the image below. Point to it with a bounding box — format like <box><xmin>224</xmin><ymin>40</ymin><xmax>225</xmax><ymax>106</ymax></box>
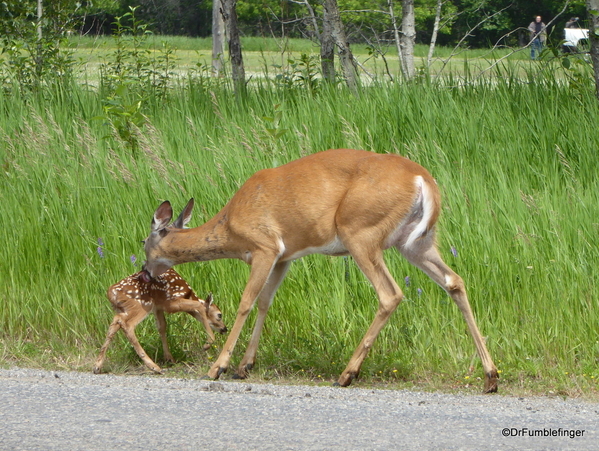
<box><xmin>284</xmin><ymin>236</ymin><xmax>349</xmax><ymax>260</ymax></box>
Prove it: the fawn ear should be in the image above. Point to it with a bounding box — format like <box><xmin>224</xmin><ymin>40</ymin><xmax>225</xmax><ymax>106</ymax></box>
<box><xmin>205</xmin><ymin>293</ymin><xmax>213</xmax><ymax>310</ymax></box>
<box><xmin>172</xmin><ymin>198</ymin><xmax>194</xmax><ymax>229</ymax></box>
<box><xmin>151</xmin><ymin>201</ymin><xmax>172</xmax><ymax>232</ymax></box>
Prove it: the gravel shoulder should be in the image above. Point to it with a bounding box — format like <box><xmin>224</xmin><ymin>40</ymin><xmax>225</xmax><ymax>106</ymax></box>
<box><xmin>1</xmin><ymin>366</ymin><xmax>597</xmax><ymax>450</ymax></box>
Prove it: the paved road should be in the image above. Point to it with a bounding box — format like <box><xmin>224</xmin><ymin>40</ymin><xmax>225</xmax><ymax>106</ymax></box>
<box><xmin>1</xmin><ymin>367</ymin><xmax>597</xmax><ymax>450</ymax></box>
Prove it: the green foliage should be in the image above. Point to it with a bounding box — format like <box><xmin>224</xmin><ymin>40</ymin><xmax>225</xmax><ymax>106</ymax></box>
<box><xmin>273</xmin><ymin>53</ymin><xmax>322</xmax><ymax>92</ymax></box>
<box><xmin>0</xmin><ymin>0</ymin><xmax>80</xmax><ymax>89</ymax></box>
<box><xmin>542</xmin><ymin>44</ymin><xmax>595</xmax><ymax>97</ymax></box>
<box><xmin>1</xmin><ymin>44</ymin><xmax>599</xmax><ymax>393</ymax></box>
<box><xmin>97</xmin><ymin>7</ymin><xmax>176</xmax><ymax>152</ymax></box>
<box><xmin>96</xmin><ymin>82</ymin><xmax>146</xmax><ymax>153</ymax></box>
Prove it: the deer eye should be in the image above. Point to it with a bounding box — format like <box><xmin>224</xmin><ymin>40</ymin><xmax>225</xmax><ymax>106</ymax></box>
<box><xmin>217</xmin><ymin>313</ymin><xmax>222</xmax><ymax>320</ymax></box>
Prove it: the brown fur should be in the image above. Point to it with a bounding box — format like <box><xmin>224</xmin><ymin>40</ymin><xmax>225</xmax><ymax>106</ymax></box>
<box><xmin>143</xmin><ymin>149</ymin><xmax>498</xmax><ymax>392</ymax></box>
<box><xmin>93</xmin><ymin>269</ymin><xmax>227</xmax><ymax>374</ymax></box>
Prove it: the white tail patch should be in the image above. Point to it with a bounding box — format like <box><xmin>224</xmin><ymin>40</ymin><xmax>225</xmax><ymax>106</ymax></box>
<box><xmin>404</xmin><ymin>176</ymin><xmax>435</xmax><ymax>249</ymax></box>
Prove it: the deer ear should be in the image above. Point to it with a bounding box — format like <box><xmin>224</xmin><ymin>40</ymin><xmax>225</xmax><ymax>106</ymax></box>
<box><xmin>151</xmin><ymin>201</ymin><xmax>173</xmax><ymax>232</ymax></box>
<box><xmin>205</xmin><ymin>293</ymin><xmax>213</xmax><ymax>310</ymax></box>
<box><xmin>172</xmin><ymin>198</ymin><xmax>194</xmax><ymax>229</ymax></box>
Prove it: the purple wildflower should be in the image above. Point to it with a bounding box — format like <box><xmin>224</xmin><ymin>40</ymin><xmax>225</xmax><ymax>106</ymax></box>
<box><xmin>404</xmin><ymin>276</ymin><xmax>411</xmax><ymax>287</ymax></box>
<box><xmin>130</xmin><ymin>254</ymin><xmax>137</xmax><ymax>265</ymax></box>
<box><xmin>97</xmin><ymin>237</ymin><xmax>104</xmax><ymax>246</ymax></box>
<box><xmin>451</xmin><ymin>246</ymin><xmax>458</xmax><ymax>258</ymax></box>
<box><xmin>97</xmin><ymin>246</ymin><xmax>104</xmax><ymax>258</ymax></box>
<box><xmin>417</xmin><ymin>288</ymin><xmax>423</xmax><ymax>296</ymax></box>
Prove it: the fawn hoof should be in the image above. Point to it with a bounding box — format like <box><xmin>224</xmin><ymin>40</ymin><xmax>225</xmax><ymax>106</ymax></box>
<box><xmin>92</xmin><ymin>366</ymin><xmax>102</xmax><ymax>375</ymax></box>
<box><xmin>483</xmin><ymin>370</ymin><xmax>499</xmax><ymax>394</ymax></box>
<box><xmin>202</xmin><ymin>342</ymin><xmax>212</xmax><ymax>351</ymax></box>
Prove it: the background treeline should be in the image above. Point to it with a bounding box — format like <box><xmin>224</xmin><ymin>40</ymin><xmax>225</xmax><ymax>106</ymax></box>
<box><xmin>2</xmin><ymin>0</ymin><xmax>589</xmax><ymax>48</ymax></box>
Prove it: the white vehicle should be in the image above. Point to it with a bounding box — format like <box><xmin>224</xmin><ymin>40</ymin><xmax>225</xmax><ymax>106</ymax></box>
<box><xmin>563</xmin><ymin>28</ymin><xmax>589</xmax><ymax>52</ymax></box>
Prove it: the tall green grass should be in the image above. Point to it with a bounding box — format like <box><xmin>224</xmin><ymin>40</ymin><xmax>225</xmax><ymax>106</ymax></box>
<box><xmin>1</xmin><ymin>66</ymin><xmax>598</xmax><ymax>395</ymax></box>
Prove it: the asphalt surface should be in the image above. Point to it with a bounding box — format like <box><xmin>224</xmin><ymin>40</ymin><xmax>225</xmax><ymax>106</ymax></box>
<box><xmin>1</xmin><ymin>367</ymin><xmax>597</xmax><ymax>450</ymax></box>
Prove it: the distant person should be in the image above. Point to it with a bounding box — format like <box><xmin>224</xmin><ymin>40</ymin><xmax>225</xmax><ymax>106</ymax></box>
<box><xmin>565</xmin><ymin>17</ymin><xmax>580</xmax><ymax>28</ymax></box>
<box><xmin>528</xmin><ymin>15</ymin><xmax>547</xmax><ymax>60</ymax></box>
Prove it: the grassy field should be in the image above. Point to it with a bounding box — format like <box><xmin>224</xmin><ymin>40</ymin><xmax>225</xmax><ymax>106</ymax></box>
<box><xmin>1</xmin><ymin>36</ymin><xmax>598</xmax><ymax>398</ymax></box>
<box><xmin>65</xmin><ymin>34</ymin><xmax>537</xmax><ymax>84</ymax></box>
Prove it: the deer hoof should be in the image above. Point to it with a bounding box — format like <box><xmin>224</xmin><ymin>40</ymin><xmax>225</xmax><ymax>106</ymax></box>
<box><xmin>233</xmin><ymin>363</ymin><xmax>253</xmax><ymax>379</ymax></box>
<box><xmin>92</xmin><ymin>366</ymin><xmax>102</xmax><ymax>375</ymax></box>
<box><xmin>336</xmin><ymin>371</ymin><xmax>358</xmax><ymax>387</ymax></box>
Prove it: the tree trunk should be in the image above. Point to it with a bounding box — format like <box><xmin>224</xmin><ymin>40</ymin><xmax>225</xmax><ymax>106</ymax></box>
<box><xmin>587</xmin><ymin>0</ymin><xmax>599</xmax><ymax>99</ymax></box>
<box><xmin>37</xmin><ymin>0</ymin><xmax>43</xmax><ymax>39</ymax></box>
<box><xmin>301</xmin><ymin>0</ymin><xmax>321</xmax><ymax>40</ymax></box>
<box><xmin>212</xmin><ymin>0</ymin><xmax>225</xmax><ymax>77</ymax></box>
<box><xmin>323</xmin><ymin>0</ymin><xmax>358</xmax><ymax>92</ymax></box>
<box><xmin>320</xmin><ymin>0</ymin><xmax>336</xmax><ymax>83</ymax></box>
<box><xmin>387</xmin><ymin>0</ymin><xmax>404</xmax><ymax>81</ymax></box>
<box><xmin>427</xmin><ymin>0</ymin><xmax>443</xmax><ymax>67</ymax></box>
<box><xmin>400</xmin><ymin>0</ymin><xmax>416</xmax><ymax>80</ymax></box>
<box><xmin>221</xmin><ymin>0</ymin><xmax>245</xmax><ymax>95</ymax></box>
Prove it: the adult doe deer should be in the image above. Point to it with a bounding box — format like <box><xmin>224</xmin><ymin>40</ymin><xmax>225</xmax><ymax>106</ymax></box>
<box><xmin>143</xmin><ymin>148</ymin><xmax>499</xmax><ymax>392</ymax></box>
<box><xmin>93</xmin><ymin>269</ymin><xmax>227</xmax><ymax>374</ymax></box>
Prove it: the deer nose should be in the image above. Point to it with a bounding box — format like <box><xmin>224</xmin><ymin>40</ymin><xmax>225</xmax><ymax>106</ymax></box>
<box><xmin>220</xmin><ymin>326</ymin><xmax>228</xmax><ymax>334</ymax></box>
<box><xmin>139</xmin><ymin>269</ymin><xmax>152</xmax><ymax>283</ymax></box>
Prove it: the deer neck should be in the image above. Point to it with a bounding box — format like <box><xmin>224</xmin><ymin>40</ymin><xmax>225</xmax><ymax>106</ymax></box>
<box><xmin>162</xmin><ymin>211</ymin><xmax>238</xmax><ymax>264</ymax></box>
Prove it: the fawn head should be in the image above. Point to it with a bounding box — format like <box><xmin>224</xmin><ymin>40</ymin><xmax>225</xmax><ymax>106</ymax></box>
<box><xmin>203</xmin><ymin>293</ymin><xmax>227</xmax><ymax>335</ymax></box>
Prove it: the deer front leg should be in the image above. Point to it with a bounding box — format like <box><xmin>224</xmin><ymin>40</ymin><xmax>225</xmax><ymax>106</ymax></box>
<box><xmin>235</xmin><ymin>260</ymin><xmax>291</xmax><ymax>379</ymax></box>
<box><xmin>155</xmin><ymin>310</ymin><xmax>174</xmax><ymax>363</ymax></box>
<box><xmin>207</xmin><ymin>253</ymin><xmax>279</xmax><ymax>380</ymax></box>
<box><xmin>93</xmin><ymin>316</ymin><xmax>121</xmax><ymax>374</ymax></box>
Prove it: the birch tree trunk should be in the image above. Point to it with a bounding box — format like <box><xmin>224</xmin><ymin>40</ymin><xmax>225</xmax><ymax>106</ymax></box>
<box><xmin>587</xmin><ymin>0</ymin><xmax>599</xmax><ymax>99</ymax></box>
<box><xmin>37</xmin><ymin>0</ymin><xmax>43</xmax><ymax>39</ymax></box>
<box><xmin>387</xmin><ymin>0</ymin><xmax>404</xmax><ymax>81</ymax></box>
<box><xmin>323</xmin><ymin>0</ymin><xmax>358</xmax><ymax>92</ymax></box>
<box><xmin>400</xmin><ymin>0</ymin><xmax>416</xmax><ymax>79</ymax></box>
<box><xmin>221</xmin><ymin>0</ymin><xmax>245</xmax><ymax>95</ymax></box>
<box><xmin>212</xmin><ymin>0</ymin><xmax>225</xmax><ymax>77</ymax></box>
<box><xmin>427</xmin><ymin>0</ymin><xmax>443</xmax><ymax>67</ymax></box>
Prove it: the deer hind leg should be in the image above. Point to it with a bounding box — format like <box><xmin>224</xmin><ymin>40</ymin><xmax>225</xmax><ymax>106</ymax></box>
<box><xmin>93</xmin><ymin>316</ymin><xmax>122</xmax><ymax>374</ymax></box>
<box><xmin>399</xmin><ymin>236</ymin><xmax>499</xmax><ymax>393</ymax></box>
<box><xmin>337</xmin><ymin>246</ymin><xmax>404</xmax><ymax>387</ymax></box>
<box><xmin>154</xmin><ymin>310</ymin><xmax>175</xmax><ymax>363</ymax></box>
<box><xmin>235</xmin><ymin>260</ymin><xmax>291</xmax><ymax>379</ymax></box>
<box><xmin>207</xmin><ymin>251</ymin><xmax>281</xmax><ymax>380</ymax></box>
